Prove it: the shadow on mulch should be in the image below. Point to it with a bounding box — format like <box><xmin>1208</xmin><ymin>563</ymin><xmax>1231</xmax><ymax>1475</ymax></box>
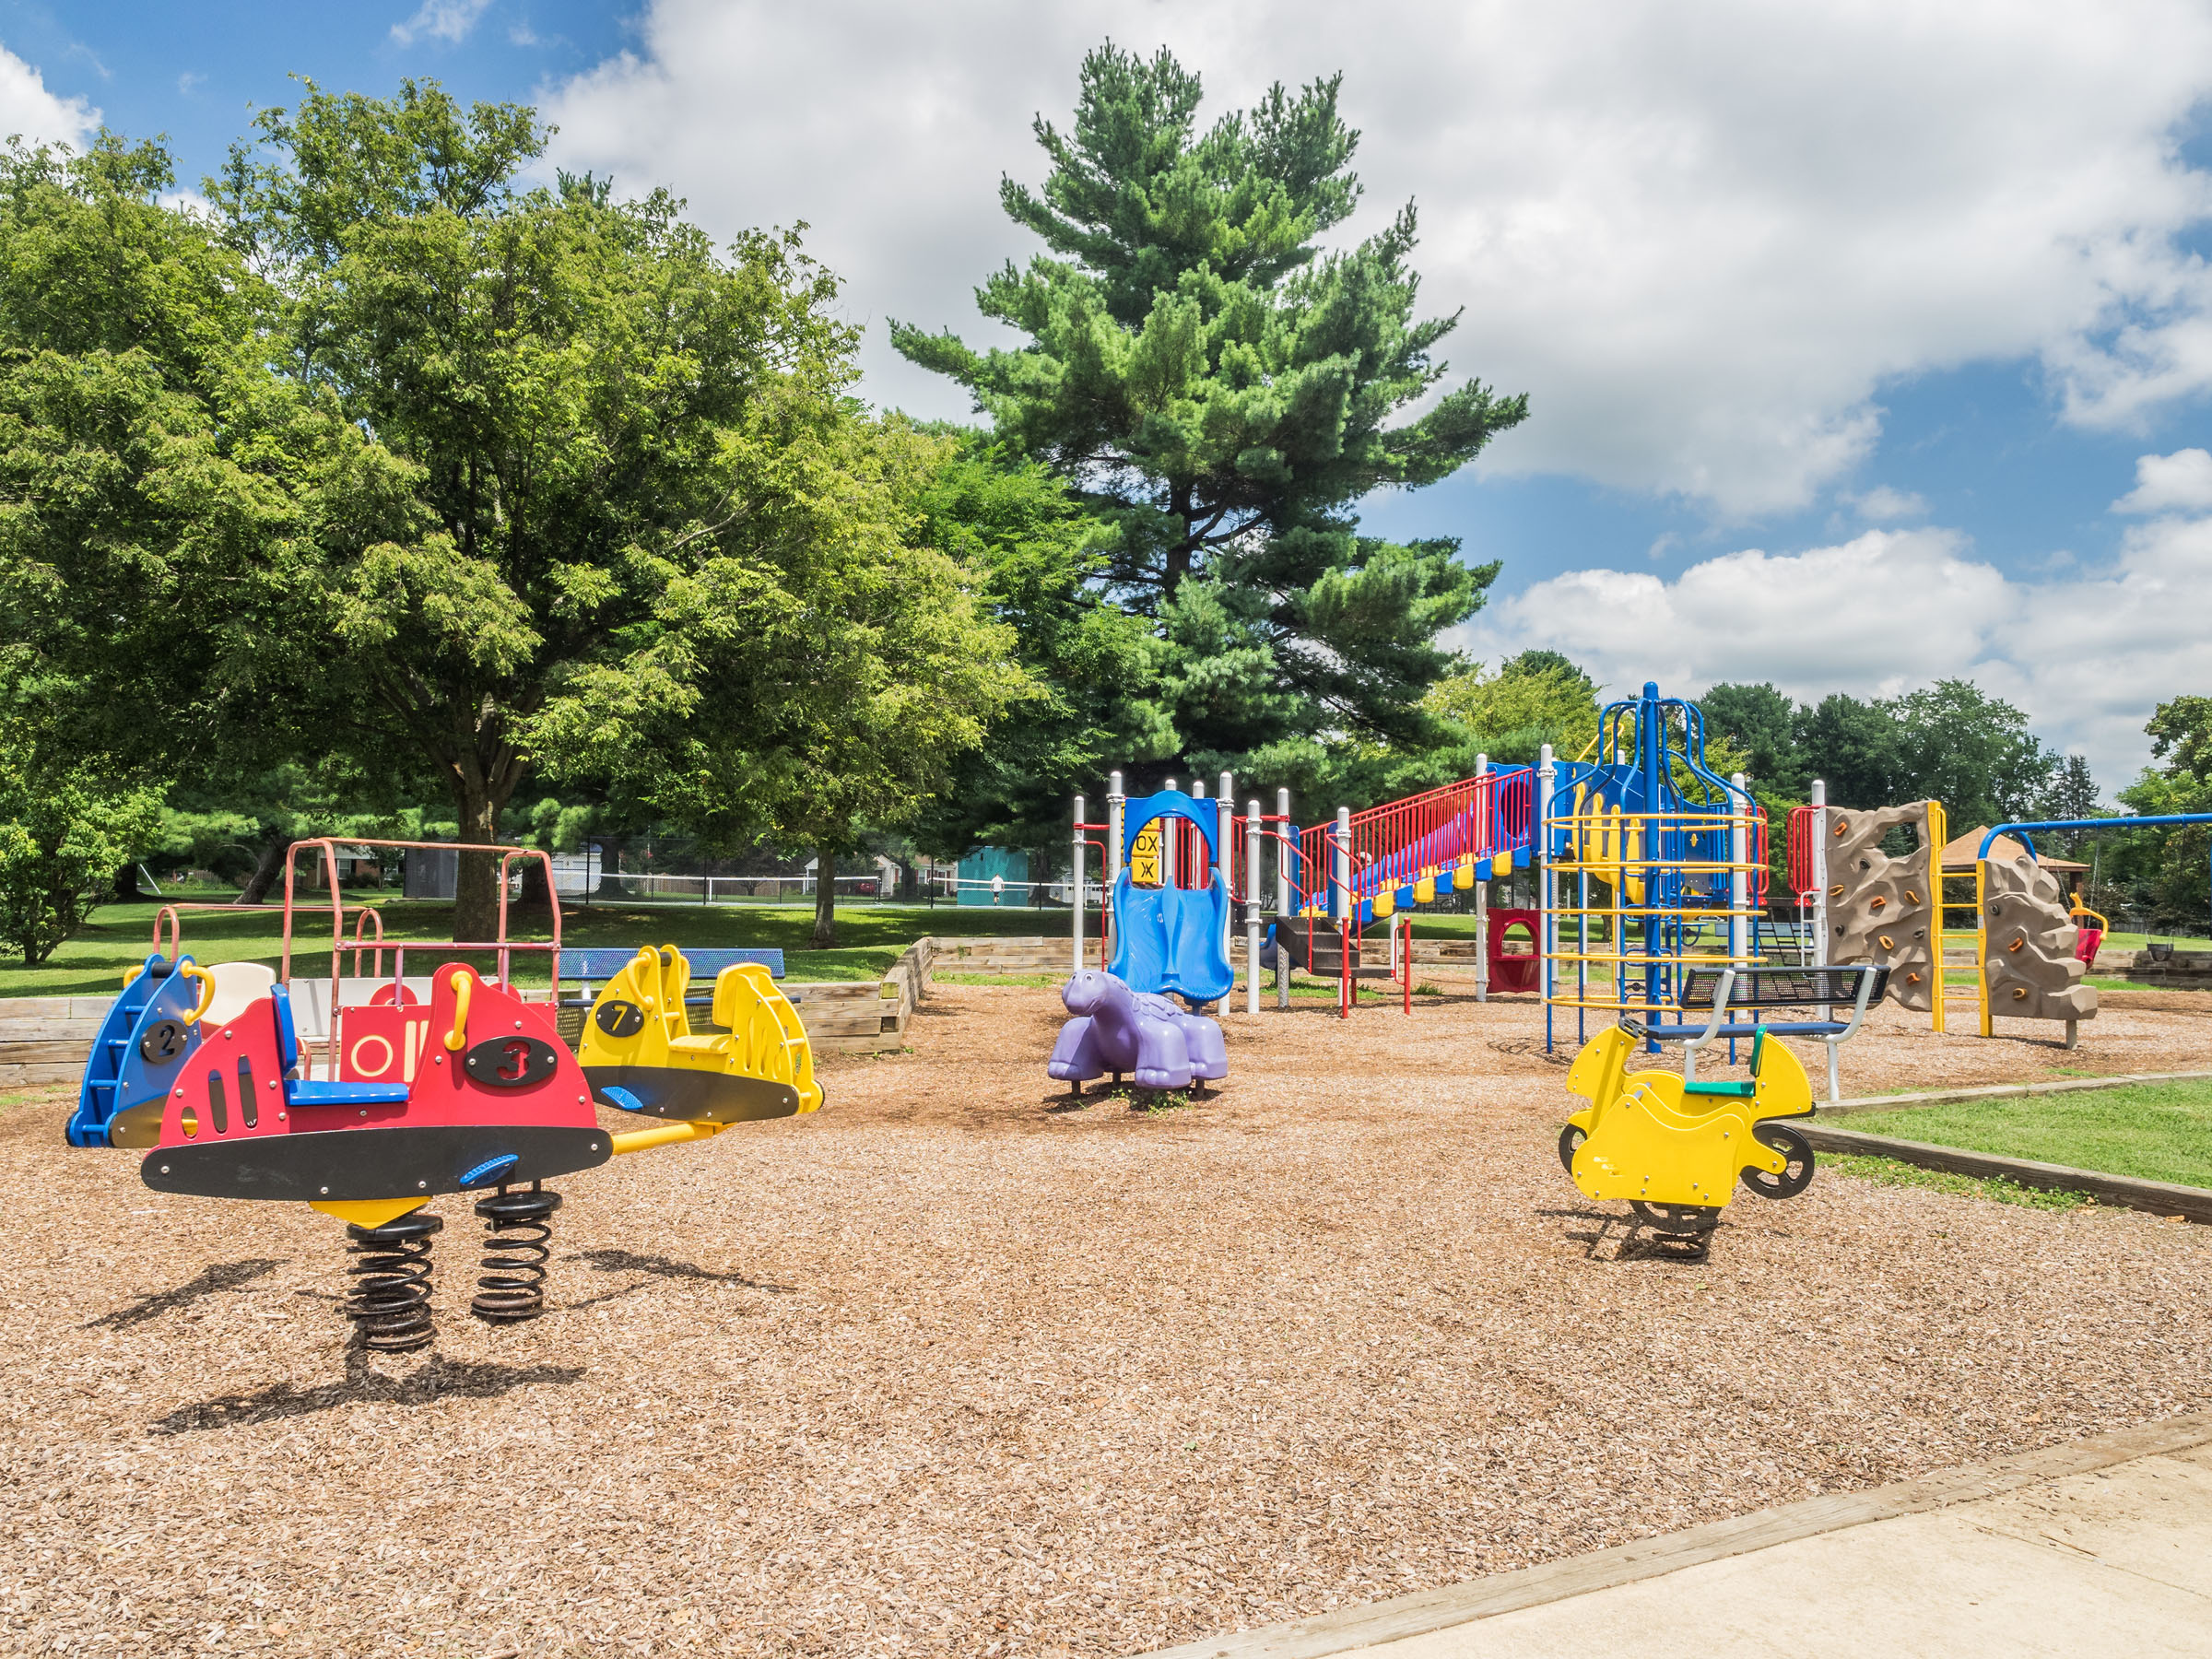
<box><xmin>1542</xmin><ymin>1205</ymin><xmax>1718</xmax><ymax>1263</ymax></box>
<box><xmin>556</xmin><ymin>1247</ymin><xmax>794</xmax><ymax>1311</ymax></box>
<box><xmin>1038</xmin><ymin>1084</ymin><xmax>1220</xmax><ymax>1116</ymax></box>
<box><xmin>87</xmin><ymin>1258</ymin><xmax>284</xmax><ymax>1331</ymax></box>
<box><xmin>1489</xmin><ymin>1038</ymin><xmax>1573</xmax><ymax>1067</ymax></box>
<box><xmin>148</xmin><ymin>1353</ymin><xmax>586</xmax><ymax>1435</ymax></box>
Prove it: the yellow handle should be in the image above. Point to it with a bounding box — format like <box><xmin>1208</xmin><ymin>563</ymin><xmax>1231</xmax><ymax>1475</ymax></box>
<box><xmin>609</xmin><ymin>1120</ymin><xmax>724</xmax><ymax>1157</ymax></box>
<box><xmin>181</xmin><ymin>963</ymin><xmax>217</xmax><ymax>1025</ymax></box>
<box><xmin>444</xmin><ymin>969</ymin><xmax>474</xmax><ymax>1052</ymax></box>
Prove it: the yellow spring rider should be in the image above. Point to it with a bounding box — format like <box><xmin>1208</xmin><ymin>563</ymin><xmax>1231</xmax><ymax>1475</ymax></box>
<box><xmin>1559</xmin><ymin>1018</ymin><xmax>1816</xmax><ymax>1235</ymax></box>
<box><xmin>578</xmin><ymin>945</ymin><xmax>822</xmax><ymax>1126</ymax></box>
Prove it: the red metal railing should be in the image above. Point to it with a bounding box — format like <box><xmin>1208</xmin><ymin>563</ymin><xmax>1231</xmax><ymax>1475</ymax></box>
<box><xmin>1290</xmin><ymin>770</ymin><xmax>1535</xmax><ymax>917</ymax></box>
<box><xmin>1787</xmin><ymin>804</ymin><xmax>1819</xmax><ymax>897</ymax></box>
<box><xmin>282</xmin><ymin>838</ymin><xmax>563</xmax><ymax>1077</ymax></box>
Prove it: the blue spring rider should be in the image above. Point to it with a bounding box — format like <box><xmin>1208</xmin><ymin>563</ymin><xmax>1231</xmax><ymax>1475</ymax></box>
<box><xmin>67</xmin><ymin>953</ymin><xmax>213</xmax><ymax>1147</ymax></box>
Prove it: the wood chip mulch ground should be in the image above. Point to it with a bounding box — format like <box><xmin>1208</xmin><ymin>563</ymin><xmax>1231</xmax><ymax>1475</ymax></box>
<box><xmin>5</xmin><ymin>989</ymin><xmax>2211</xmax><ymax>1657</ymax></box>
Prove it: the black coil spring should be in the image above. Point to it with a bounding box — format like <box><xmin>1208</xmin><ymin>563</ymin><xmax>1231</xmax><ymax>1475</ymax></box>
<box><xmin>472</xmin><ymin>1184</ymin><xmax>561</xmax><ymax>1323</ymax></box>
<box><xmin>344</xmin><ymin>1211</ymin><xmax>443</xmax><ymax>1352</ymax></box>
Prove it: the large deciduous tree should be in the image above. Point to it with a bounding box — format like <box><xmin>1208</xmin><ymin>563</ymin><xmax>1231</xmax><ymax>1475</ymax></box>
<box><xmin>521</xmin><ymin>416</ymin><xmax>1030</xmax><ymax>947</ymax></box>
<box><xmin>6</xmin><ymin>88</ymin><xmax>1032</xmax><ymax>945</ymax></box>
<box><xmin>208</xmin><ymin>82</ymin><xmax>935</xmax><ymax>936</ymax></box>
<box><xmin>1887</xmin><ymin>680</ymin><xmax>2056</xmax><ymax>828</ymax></box>
<box><xmin>0</xmin><ymin>135</ymin><xmax>315</xmax><ymax>789</ymax></box>
<box><xmin>0</xmin><ymin>740</ymin><xmax>163</xmax><ymax>965</ymax></box>
<box><xmin>892</xmin><ymin>43</ymin><xmax>1527</xmax><ymax>787</ymax></box>
<box><xmin>1422</xmin><ymin>652</ymin><xmax>1602</xmax><ymax>768</ymax></box>
<box><xmin>2118</xmin><ymin>694</ymin><xmax>2212</xmax><ymax>928</ymax></box>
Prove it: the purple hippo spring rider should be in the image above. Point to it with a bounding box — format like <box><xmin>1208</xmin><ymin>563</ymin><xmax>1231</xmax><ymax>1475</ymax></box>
<box><xmin>1047</xmin><ymin>970</ymin><xmax>1229</xmax><ymax>1094</ymax></box>
<box><xmin>1048</xmin><ymin>786</ymin><xmax>1238</xmax><ymax>1097</ymax></box>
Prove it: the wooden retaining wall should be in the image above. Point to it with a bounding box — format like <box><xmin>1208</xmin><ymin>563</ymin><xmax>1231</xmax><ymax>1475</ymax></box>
<box><xmin>0</xmin><ymin>996</ymin><xmax>112</xmax><ymax>1089</ymax></box>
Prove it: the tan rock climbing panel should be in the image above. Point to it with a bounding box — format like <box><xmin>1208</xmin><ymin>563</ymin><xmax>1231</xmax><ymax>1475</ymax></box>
<box><xmin>1824</xmin><ymin>801</ymin><xmax>1939</xmax><ymax>1013</ymax></box>
<box><xmin>1981</xmin><ymin>856</ymin><xmax>2097</xmax><ymax>1025</ymax></box>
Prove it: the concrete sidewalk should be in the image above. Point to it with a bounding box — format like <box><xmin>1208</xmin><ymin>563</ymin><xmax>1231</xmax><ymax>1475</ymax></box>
<box><xmin>1145</xmin><ymin>1411</ymin><xmax>2212</xmax><ymax>1659</ymax></box>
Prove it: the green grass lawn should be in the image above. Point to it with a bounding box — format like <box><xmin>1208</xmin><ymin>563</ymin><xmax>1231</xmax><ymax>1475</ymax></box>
<box><xmin>2093</xmin><ymin>930</ymin><xmax>2212</xmax><ymax>953</ymax></box>
<box><xmin>0</xmin><ymin>898</ymin><xmax>1100</xmax><ymax>999</ymax></box>
<box><xmin>1848</xmin><ymin>1078</ymin><xmax>2212</xmax><ymax>1190</ymax></box>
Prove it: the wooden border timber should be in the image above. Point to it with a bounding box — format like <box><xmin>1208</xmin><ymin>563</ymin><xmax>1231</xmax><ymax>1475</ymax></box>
<box><xmin>1818</xmin><ymin>1069</ymin><xmax>2212</xmax><ymax>1116</ymax></box>
<box><xmin>1134</xmin><ymin>1408</ymin><xmax>2212</xmax><ymax>1659</ymax></box>
<box><xmin>1798</xmin><ymin>1121</ymin><xmax>2212</xmax><ymax>1222</ymax></box>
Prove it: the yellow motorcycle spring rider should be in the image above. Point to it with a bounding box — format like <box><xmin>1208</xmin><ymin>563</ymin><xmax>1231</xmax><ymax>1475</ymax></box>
<box><xmin>578</xmin><ymin>945</ymin><xmax>822</xmax><ymax>1126</ymax></box>
<box><xmin>1559</xmin><ymin>966</ymin><xmax>1886</xmax><ymax>1236</ymax></box>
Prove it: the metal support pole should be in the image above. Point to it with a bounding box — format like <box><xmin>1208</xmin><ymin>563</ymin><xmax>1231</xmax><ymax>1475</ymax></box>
<box><xmin>1402</xmin><ymin>912</ymin><xmax>1413</xmax><ymax>1015</ymax></box>
<box><xmin>1474</xmin><ymin>754</ymin><xmax>1489</xmax><ymax>1004</ymax></box>
<box><xmin>1218</xmin><ymin>771</ymin><xmax>1234</xmax><ymax>963</ymax></box>
<box><xmin>1335</xmin><ymin>805</ymin><xmax>1352</xmax><ymax>1019</ymax></box>
<box><xmin>1072</xmin><ymin>794</ymin><xmax>1087</xmax><ymax>976</ymax></box>
<box><xmin>1333</xmin><ymin>806</ymin><xmax>1351</xmax><ymax>924</ymax></box>
<box><xmin>1729</xmin><ymin>771</ymin><xmax>1749</xmax><ymax>970</ymax></box>
<box><xmin>1164</xmin><ymin>776</ymin><xmax>1180</xmax><ymax>889</ymax></box>
<box><xmin>1811</xmin><ymin>778</ymin><xmax>1830</xmax><ymax>1021</ymax></box>
<box><xmin>1538</xmin><ymin>744</ymin><xmax>1555</xmax><ymax>1049</ymax></box>
<box><xmin>1106</xmin><ymin>771</ymin><xmax>1125</xmax><ymax>966</ymax></box>
<box><xmin>1188</xmin><ymin>777</ymin><xmax>1203</xmax><ymax>892</ymax></box>
<box><xmin>1245</xmin><ymin>798</ymin><xmax>1262</xmax><ymax>1018</ymax></box>
<box><xmin>1275</xmin><ymin>786</ymin><xmax>1292</xmax><ymax>1011</ymax></box>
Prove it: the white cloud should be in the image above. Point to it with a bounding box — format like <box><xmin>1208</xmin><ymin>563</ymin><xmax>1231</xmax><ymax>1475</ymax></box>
<box><xmin>2112</xmin><ymin>447</ymin><xmax>2212</xmax><ymax>515</ymax></box>
<box><xmin>1452</xmin><ymin>518</ymin><xmax>2212</xmax><ymax>786</ymax></box>
<box><xmin>391</xmin><ymin>0</ymin><xmax>493</xmax><ymax>46</ymax></box>
<box><xmin>1849</xmin><ymin>486</ymin><xmax>1929</xmax><ymax>523</ymax></box>
<box><xmin>540</xmin><ymin>0</ymin><xmax>2212</xmax><ymax>516</ymax></box>
<box><xmin>0</xmin><ymin>40</ymin><xmax>98</xmax><ymax>148</ymax></box>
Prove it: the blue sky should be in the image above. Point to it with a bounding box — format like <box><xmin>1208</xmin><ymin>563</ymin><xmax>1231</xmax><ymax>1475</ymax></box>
<box><xmin>15</xmin><ymin>2</ymin><xmax>2212</xmax><ymax>785</ymax></box>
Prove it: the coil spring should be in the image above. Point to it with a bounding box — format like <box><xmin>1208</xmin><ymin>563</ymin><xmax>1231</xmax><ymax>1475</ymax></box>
<box><xmin>344</xmin><ymin>1210</ymin><xmax>442</xmax><ymax>1352</ymax></box>
<box><xmin>472</xmin><ymin>1184</ymin><xmax>561</xmax><ymax>1323</ymax></box>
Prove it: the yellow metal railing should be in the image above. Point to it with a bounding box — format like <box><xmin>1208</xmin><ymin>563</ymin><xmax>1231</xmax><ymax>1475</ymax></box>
<box><xmin>1546</xmin><ymin>806</ymin><xmax>1770</xmax><ymax>1020</ymax></box>
<box><xmin>1918</xmin><ymin>800</ymin><xmax>1988</xmax><ymax>1037</ymax></box>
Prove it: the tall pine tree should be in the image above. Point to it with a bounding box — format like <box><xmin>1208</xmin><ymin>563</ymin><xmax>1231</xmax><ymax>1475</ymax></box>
<box><xmin>892</xmin><ymin>43</ymin><xmax>1527</xmax><ymax>789</ymax></box>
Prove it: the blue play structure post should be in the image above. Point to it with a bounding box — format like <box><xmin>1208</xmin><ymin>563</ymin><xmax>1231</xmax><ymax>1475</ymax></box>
<box><xmin>1541</xmin><ymin>681</ymin><xmax>1764</xmax><ymax>1052</ymax></box>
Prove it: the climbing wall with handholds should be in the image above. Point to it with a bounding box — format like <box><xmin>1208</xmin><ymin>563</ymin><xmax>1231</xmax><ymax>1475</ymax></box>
<box><xmin>1825</xmin><ymin>802</ymin><xmax>1938</xmax><ymax>1012</ymax></box>
<box><xmin>1983</xmin><ymin>858</ymin><xmax>2099</xmax><ymax>1023</ymax></box>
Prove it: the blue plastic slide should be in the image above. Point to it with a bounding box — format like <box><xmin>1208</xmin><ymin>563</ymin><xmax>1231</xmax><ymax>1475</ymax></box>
<box><xmin>1108</xmin><ymin>872</ymin><xmax>1235</xmax><ymax>1006</ymax></box>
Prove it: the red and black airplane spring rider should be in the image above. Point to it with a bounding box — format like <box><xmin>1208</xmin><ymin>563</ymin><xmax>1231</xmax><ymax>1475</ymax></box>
<box><xmin>81</xmin><ymin>838</ymin><xmax>820</xmax><ymax>1354</ymax></box>
<box><xmin>142</xmin><ymin>964</ymin><xmax>616</xmax><ymax>1350</ymax></box>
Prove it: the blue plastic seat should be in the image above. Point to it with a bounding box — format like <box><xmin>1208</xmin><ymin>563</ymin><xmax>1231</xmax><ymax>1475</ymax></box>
<box><xmin>269</xmin><ymin>987</ymin><xmax>409</xmax><ymax>1107</ymax></box>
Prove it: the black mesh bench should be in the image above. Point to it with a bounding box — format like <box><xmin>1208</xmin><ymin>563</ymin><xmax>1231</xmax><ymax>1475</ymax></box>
<box><xmin>1636</xmin><ymin>964</ymin><xmax>1890</xmax><ymax>1104</ymax></box>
